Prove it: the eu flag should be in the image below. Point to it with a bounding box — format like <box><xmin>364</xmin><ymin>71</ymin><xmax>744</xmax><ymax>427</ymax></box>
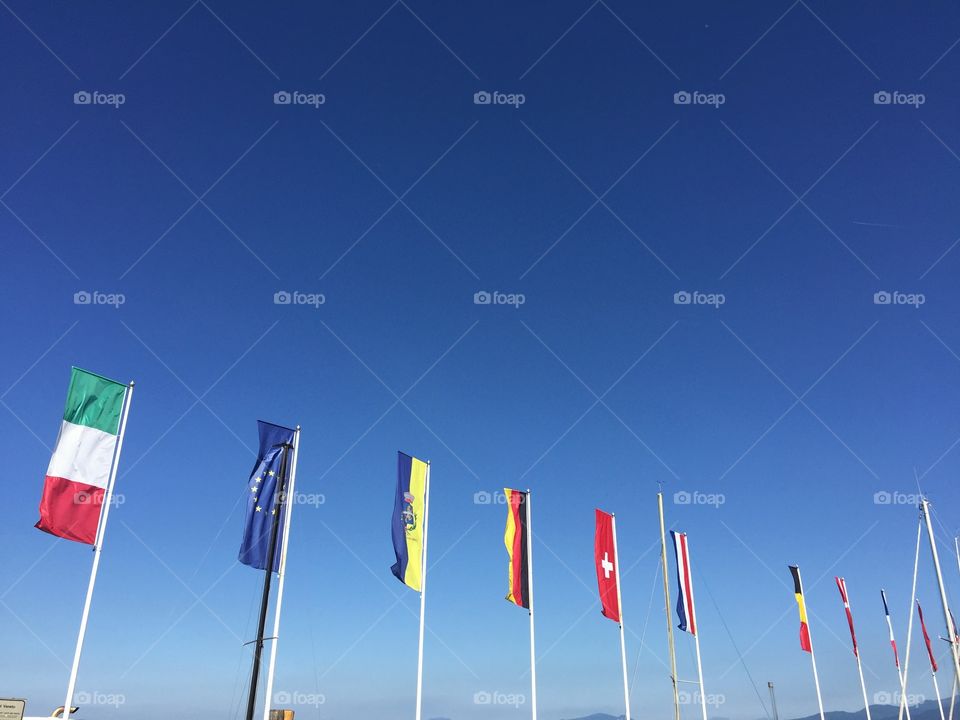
<box><xmin>239</xmin><ymin>420</ymin><xmax>296</xmax><ymax>571</ymax></box>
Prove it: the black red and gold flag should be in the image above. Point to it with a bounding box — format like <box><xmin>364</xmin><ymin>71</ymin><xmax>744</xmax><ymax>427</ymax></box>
<box><xmin>789</xmin><ymin>565</ymin><xmax>812</xmax><ymax>652</ymax></box>
<box><xmin>504</xmin><ymin>488</ymin><xmax>529</xmax><ymax>609</ymax></box>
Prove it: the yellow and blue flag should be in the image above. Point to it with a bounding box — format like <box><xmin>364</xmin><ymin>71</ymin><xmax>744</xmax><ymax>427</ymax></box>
<box><xmin>239</xmin><ymin>420</ymin><xmax>295</xmax><ymax>571</ymax></box>
<box><xmin>390</xmin><ymin>451</ymin><xmax>428</xmax><ymax>591</ymax></box>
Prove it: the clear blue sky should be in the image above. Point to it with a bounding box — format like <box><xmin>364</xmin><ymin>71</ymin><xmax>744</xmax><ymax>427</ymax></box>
<box><xmin>4</xmin><ymin>2</ymin><xmax>960</xmax><ymax>720</ymax></box>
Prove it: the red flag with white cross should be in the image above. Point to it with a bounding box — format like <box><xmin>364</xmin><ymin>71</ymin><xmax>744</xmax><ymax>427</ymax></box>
<box><xmin>594</xmin><ymin>509</ymin><xmax>620</xmax><ymax>622</ymax></box>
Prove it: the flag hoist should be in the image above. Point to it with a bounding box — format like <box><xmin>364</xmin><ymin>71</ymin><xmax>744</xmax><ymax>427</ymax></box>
<box><xmin>594</xmin><ymin>509</ymin><xmax>631</xmax><ymax>720</ymax></box>
<box><xmin>504</xmin><ymin>488</ymin><xmax>537</xmax><ymax>720</ymax></box>
<box><xmin>390</xmin><ymin>452</ymin><xmax>431</xmax><ymax>720</ymax></box>
<box><xmin>672</xmin><ymin>531</ymin><xmax>708</xmax><ymax>720</ymax></box>
<box><xmin>238</xmin><ymin>421</ymin><xmax>299</xmax><ymax>720</ymax></box>
<box><xmin>789</xmin><ymin>565</ymin><xmax>825</xmax><ymax>720</ymax></box>
<box><xmin>835</xmin><ymin>578</ymin><xmax>872</xmax><ymax>720</ymax></box>
<box><xmin>35</xmin><ymin>368</ymin><xmax>134</xmax><ymax>720</ymax></box>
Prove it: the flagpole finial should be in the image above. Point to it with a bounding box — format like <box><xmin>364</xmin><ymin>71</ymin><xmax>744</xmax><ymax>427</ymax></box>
<box><xmin>128</xmin><ymin>381</ymin><xmax>135</xmax><ymax>387</ymax></box>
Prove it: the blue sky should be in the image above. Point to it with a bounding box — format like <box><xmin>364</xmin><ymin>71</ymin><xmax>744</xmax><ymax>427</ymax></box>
<box><xmin>4</xmin><ymin>2</ymin><xmax>960</xmax><ymax>720</ymax></box>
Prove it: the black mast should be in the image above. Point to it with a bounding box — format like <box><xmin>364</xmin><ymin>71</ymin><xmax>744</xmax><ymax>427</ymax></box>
<box><xmin>244</xmin><ymin>441</ymin><xmax>292</xmax><ymax>720</ymax></box>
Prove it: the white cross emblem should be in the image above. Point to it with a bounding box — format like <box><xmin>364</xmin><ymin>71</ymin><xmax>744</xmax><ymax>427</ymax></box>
<box><xmin>601</xmin><ymin>552</ymin><xmax>614</xmax><ymax>579</ymax></box>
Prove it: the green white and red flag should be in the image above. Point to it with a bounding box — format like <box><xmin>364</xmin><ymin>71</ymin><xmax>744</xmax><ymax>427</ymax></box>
<box><xmin>36</xmin><ymin>368</ymin><xmax>127</xmax><ymax>544</ymax></box>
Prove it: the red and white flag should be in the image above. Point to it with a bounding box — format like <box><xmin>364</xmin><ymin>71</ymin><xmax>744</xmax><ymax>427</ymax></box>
<box><xmin>918</xmin><ymin>600</ymin><xmax>939</xmax><ymax>673</ymax></box>
<box><xmin>881</xmin><ymin>589</ymin><xmax>899</xmax><ymax>668</ymax></box>
<box><xmin>594</xmin><ymin>509</ymin><xmax>620</xmax><ymax>622</ymax></box>
<box><xmin>836</xmin><ymin>577</ymin><xmax>859</xmax><ymax>657</ymax></box>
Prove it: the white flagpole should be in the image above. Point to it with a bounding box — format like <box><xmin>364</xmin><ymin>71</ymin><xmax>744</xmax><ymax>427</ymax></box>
<box><xmin>882</xmin><ymin>591</ymin><xmax>912</xmax><ymax>720</ymax></box>
<box><xmin>415</xmin><ymin>461</ymin><xmax>431</xmax><ymax>720</ymax></box>
<box><xmin>795</xmin><ymin>567</ymin><xmax>826</xmax><ymax>720</ymax></box>
<box><xmin>658</xmin><ymin>491</ymin><xmax>681</xmax><ymax>720</ymax></box>
<box><xmin>261</xmin><ymin>426</ymin><xmax>301</xmax><ymax>720</ymax></box>
<box><xmin>933</xmin><ymin>671</ymin><xmax>946</xmax><ymax>720</ymax></box>
<box><xmin>850</xmin><ymin>600</ymin><xmax>873</xmax><ymax>720</ymax></box>
<box><xmin>687</xmin><ymin>539</ymin><xmax>708</xmax><ymax>720</ymax></box>
<box><xmin>900</xmin><ymin>519</ymin><xmax>923</xmax><ymax>720</ymax></box>
<box><xmin>611</xmin><ymin>514</ymin><xmax>631</xmax><ymax>720</ymax></box>
<box><xmin>921</xmin><ymin>499</ymin><xmax>960</xmax><ymax>688</ymax></box>
<box><xmin>62</xmin><ymin>381</ymin><xmax>134</xmax><ymax>720</ymax></box>
<box><xmin>948</xmin><ymin>672</ymin><xmax>956</xmax><ymax>720</ymax></box>
<box><xmin>526</xmin><ymin>489</ymin><xmax>538</xmax><ymax>720</ymax></box>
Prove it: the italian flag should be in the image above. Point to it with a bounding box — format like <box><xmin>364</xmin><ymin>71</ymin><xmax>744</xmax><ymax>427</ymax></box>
<box><xmin>36</xmin><ymin>368</ymin><xmax>127</xmax><ymax>545</ymax></box>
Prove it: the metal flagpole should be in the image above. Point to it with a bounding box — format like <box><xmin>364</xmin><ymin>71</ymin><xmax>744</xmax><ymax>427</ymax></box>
<box><xmin>933</xmin><ymin>671</ymin><xmax>946</xmax><ymax>720</ymax></box>
<box><xmin>882</xmin><ymin>590</ymin><xmax>912</xmax><ymax>720</ymax></box>
<box><xmin>245</xmin><ymin>441</ymin><xmax>293</xmax><ymax>720</ymax></box>
<box><xmin>611</xmin><ymin>514</ymin><xmax>631</xmax><ymax>720</ymax></box>
<box><xmin>62</xmin><ymin>381</ymin><xmax>134</xmax><ymax>720</ymax></box>
<box><xmin>948</xmin><ymin>672</ymin><xmax>957</xmax><ymax>720</ymax></box>
<box><xmin>900</xmin><ymin>518</ymin><xmax>923</xmax><ymax>720</ymax></box>
<box><xmin>527</xmin><ymin>489</ymin><xmax>538</xmax><ymax>720</ymax></box>
<box><xmin>261</xmin><ymin>426</ymin><xmax>301</xmax><ymax>720</ymax></box>
<box><xmin>687</xmin><ymin>538</ymin><xmax>709</xmax><ymax>720</ymax></box>
<box><xmin>921</xmin><ymin>499</ymin><xmax>960</xmax><ymax>689</ymax></box>
<box><xmin>849</xmin><ymin>591</ymin><xmax>873</xmax><ymax>720</ymax></box>
<box><xmin>415</xmin><ymin>461</ymin><xmax>431</xmax><ymax>720</ymax></box>
<box><xmin>658</xmin><ymin>491</ymin><xmax>681</xmax><ymax>720</ymax></box>
<box><xmin>768</xmin><ymin>682</ymin><xmax>779</xmax><ymax>720</ymax></box>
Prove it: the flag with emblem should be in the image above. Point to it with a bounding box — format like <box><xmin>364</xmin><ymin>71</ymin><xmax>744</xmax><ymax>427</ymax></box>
<box><xmin>789</xmin><ymin>565</ymin><xmax>812</xmax><ymax>652</ymax></box>
<box><xmin>671</xmin><ymin>531</ymin><xmax>698</xmax><ymax>636</ymax></box>
<box><xmin>594</xmin><ymin>509</ymin><xmax>620</xmax><ymax>622</ymax></box>
<box><xmin>504</xmin><ymin>488</ymin><xmax>530</xmax><ymax>608</ymax></box>
<box><xmin>36</xmin><ymin>367</ymin><xmax>129</xmax><ymax>545</ymax></box>
<box><xmin>239</xmin><ymin>420</ymin><xmax>296</xmax><ymax>571</ymax></box>
<box><xmin>390</xmin><ymin>451</ymin><xmax>429</xmax><ymax>591</ymax></box>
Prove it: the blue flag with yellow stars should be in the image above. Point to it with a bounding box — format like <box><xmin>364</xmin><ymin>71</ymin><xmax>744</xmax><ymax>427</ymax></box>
<box><xmin>239</xmin><ymin>420</ymin><xmax>296</xmax><ymax>571</ymax></box>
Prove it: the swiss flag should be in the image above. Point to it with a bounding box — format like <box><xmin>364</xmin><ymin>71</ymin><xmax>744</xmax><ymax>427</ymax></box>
<box><xmin>594</xmin><ymin>509</ymin><xmax>620</xmax><ymax>622</ymax></box>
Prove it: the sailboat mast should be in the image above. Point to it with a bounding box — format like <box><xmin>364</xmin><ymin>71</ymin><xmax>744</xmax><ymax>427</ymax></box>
<box><xmin>658</xmin><ymin>490</ymin><xmax>681</xmax><ymax>720</ymax></box>
<box><xmin>244</xmin><ymin>441</ymin><xmax>293</xmax><ymax>720</ymax></box>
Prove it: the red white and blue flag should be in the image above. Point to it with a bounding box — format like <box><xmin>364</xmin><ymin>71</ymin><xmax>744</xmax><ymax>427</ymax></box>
<box><xmin>836</xmin><ymin>577</ymin><xmax>859</xmax><ymax>657</ymax></box>
<box><xmin>880</xmin><ymin>589</ymin><xmax>900</xmax><ymax>668</ymax></box>
<box><xmin>670</xmin><ymin>531</ymin><xmax>697</xmax><ymax>636</ymax></box>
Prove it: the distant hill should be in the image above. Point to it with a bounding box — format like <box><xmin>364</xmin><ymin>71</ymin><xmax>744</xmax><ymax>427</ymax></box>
<box><xmin>561</xmin><ymin>701</ymin><xmax>947</xmax><ymax>720</ymax></box>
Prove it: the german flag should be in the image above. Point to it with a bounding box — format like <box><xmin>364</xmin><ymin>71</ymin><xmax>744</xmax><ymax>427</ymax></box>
<box><xmin>504</xmin><ymin>489</ymin><xmax>529</xmax><ymax>609</ymax></box>
<box><xmin>789</xmin><ymin>565</ymin><xmax>812</xmax><ymax>652</ymax></box>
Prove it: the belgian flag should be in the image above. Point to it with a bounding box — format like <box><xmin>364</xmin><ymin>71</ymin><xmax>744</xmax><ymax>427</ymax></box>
<box><xmin>504</xmin><ymin>489</ymin><xmax>530</xmax><ymax>609</ymax></box>
<box><xmin>789</xmin><ymin>565</ymin><xmax>812</xmax><ymax>652</ymax></box>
